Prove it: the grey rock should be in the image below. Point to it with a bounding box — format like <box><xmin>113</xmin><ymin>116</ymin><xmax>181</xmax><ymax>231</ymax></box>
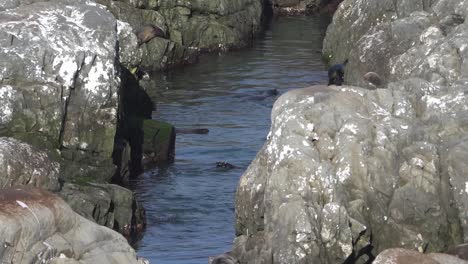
<box><xmin>0</xmin><ymin>186</ymin><xmax>147</xmax><ymax>264</ymax></box>
<box><xmin>0</xmin><ymin>137</ymin><xmax>60</xmax><ymax>192</ymax></box>
<box><xmin>0</xmin><ymin>1</ymin><xmax>120</xmax><ymax>181</ymax></box>
<box><xmin>271</xmin><ymin>0</ymin><xmax>321</xmax><ymax>14</ymax></box>
<box><xmin>373</xmin><ymin>248</ymin><xmax>468</xmax><ymax>264</ymax></box>
<box><xmin>97</xmin><ymin>0</ymin><xmax>264</xmax><ymax>71</ymax></box>
<box><xmin>59</xmin><ymin>182</ymin><xmax>146</xmax><ymax>238</ymax></box>
<box><xmin>232</xmin><ymin>0</ymin><xmax>468</xmax><ymax>262</ymax></box>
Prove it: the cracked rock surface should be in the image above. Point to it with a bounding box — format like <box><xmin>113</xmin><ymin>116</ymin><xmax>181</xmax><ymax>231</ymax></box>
<box><xmin>0</xmin><ymin>186</ymin><xmax>146</xmax><ymax>264</ymax></box>
<box><xmin>232</xmin><ymin>0</ymin><xmax>468</xmax><ymax>263</ymax></box>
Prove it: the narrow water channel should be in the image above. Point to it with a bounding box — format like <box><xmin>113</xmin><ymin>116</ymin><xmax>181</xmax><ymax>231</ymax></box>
<box><xmin>133</xmin><ymin>15</ymin><xmax>330</xmax><ymax>264</ymax></box>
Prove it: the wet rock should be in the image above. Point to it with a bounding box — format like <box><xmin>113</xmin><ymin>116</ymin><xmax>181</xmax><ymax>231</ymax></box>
<box><xmin>0</xmin><ymin>186</ymin><xmax>146</xmax><ymax>264</ymax></box>
<box><xmin>142</xmin><ymin>119</ymin><xmax>176</xmax><ymax>164</ymax></box>
<box><xmin>97</xmin><ymin>0</ymin><xmax>264</xmax><ymax>71</ymax></box>
<box><xmin>0</xmin><ymin>137</ymin><xmax>60</xmax><ymax>192</ymax></box>
<box><xmin>271</xmin><ymin>0</ymin><xmax>342</xmax><ymax>15</ymax></box>
<box><xmin>59</xmin><ymin>182</ymin><xmax>146</xmax><ymax>239</ymax></box>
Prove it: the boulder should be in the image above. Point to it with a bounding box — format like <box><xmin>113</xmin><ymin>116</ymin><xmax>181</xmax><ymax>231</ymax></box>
<box><xmin>0</xmin><ymin>186</ymin><xmax>147</xmax><ymax>264</ymax></box>
<box><xmin>373</xmin><ymin>248</ymin><xmax>468</xmax><ymax>264</ymax></box>
<box><xmin>270</xmin><ymin>0</ymin><xmax>337</xmax><ymax>15</ymax></box>
<box><xmin>0</xmin><ymin>137</ymin><xmax>60</xmax><ymax>192</ymax></box>
<box><xmin>0</xmin><ymin>0</ymin><xmax>120</xmax><ymax>181</ymax></box>
<box><xmin>232</xmin><ymin>0</ymin><xmax>468</xmax><ymax>262</ymax></box>
<box><xmin>96</xmin><ymin>0</ymin><xmax>264</xmax><ymax>71</ymax></box>
<box><xmin>59</xmin><ymin>182</ymin><xmax>146</xmax><ymax>239</ymax></box>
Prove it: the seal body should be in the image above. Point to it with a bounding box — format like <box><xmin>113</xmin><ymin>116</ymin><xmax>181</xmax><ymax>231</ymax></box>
<box><xmin>137</xmin><ymin>24</ymin><xmax>166</xmax><ymax>46</ymax></box>
<box><xmin>363</xmin><ymin>72</ymin><xmax>383</xmax><ymax>88</ymax></box>
<box><xmin>328</xmin><ymin>59</ymin><xmax>348</xmax><ymax>86</ymax></box>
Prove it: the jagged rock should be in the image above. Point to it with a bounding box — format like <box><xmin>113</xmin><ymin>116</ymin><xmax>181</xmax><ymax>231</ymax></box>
<box><xmin>0</xmin><ymin>0</ymin><xmax>120</xmax><ymax>181</ymax></box>
<box><xmin>231</xmin><ymin>0</ymin><xmax>468</xmax><ymax>263</ymax></box>
<box><xmin>373</xmin><ymin>248</ymin><xmax>468</xmax><ymax>264</ymax></box>
<box><xmin>270</xmin><ymin>0</ymin><xmax>338</xmax><ymax>14</ymax></box>
<box><xmin>0</xmin><ymin>137</ymin><xmax>60</xmax><ymax>192</ymax></box>
<box><xmin>0</xmin><ymin>186</ymin><xmax>147</xmax><ymax>264</ymax></box>
<box><xmin>59</xmin><ymin>182</ymin><xmax>146</xmax><ymax>238</ymax></box>
<box><xmin>97</xmin><ymin>0</ymin><xmax>264</xmax><ymax>71</ymax></box>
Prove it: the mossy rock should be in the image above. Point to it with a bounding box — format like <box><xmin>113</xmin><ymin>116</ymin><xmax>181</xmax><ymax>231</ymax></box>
<box><xmin>143</xmin><ymin>119</ymin><xmax>175</xmax><ymax>163</ymax></box>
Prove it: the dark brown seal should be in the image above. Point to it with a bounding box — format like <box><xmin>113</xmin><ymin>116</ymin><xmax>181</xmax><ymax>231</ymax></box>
<box><xmin>363</xmin><ymin>72</ymin><xmax>383</xmax><ymax>88</ymax></box>
<box><xmin>137</xmin><ymin>24</ymin><xmax>166</xmax><ymax>46</ymax></box>
<box><xmin>446</xmin><ymin>243</ymin><xmax>468</xmax><ymax>260</ymax></box>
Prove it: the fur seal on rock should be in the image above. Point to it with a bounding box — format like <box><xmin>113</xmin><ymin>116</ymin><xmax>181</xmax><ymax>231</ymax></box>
<box><xmin>446</xmin><ymin>243</ymin><xmax>468</xmax><ymax>260</ymax></box>
<box><xmin>208</xmin><ymin>252</ymin><xmax>240</xmax><ymax>264</ymax></box>
<box><xmin>328</xmin><ymin>59</ymin><xmax>348</xmax><ymax>86</ymax></box>
<box><xmin>137</xmin><ymin>24</ymin><xmax>167</xmax><ymax>46</ymax></box>
<box><xmin>363</xmin><ymin>72</ymin><xmax>383</xmax><ymax>88</ymax></box>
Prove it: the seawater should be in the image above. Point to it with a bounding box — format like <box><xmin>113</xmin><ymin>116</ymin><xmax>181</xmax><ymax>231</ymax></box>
<box><xmin>134</xmin><ymin>15</ymin><xmax>329</xmax><ymax>264</ymax></box>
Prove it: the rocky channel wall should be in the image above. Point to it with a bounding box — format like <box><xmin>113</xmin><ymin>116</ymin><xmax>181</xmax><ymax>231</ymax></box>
<box><xmin>231</xmin><ymin>0</ymin><xmax>468</xmax><ymax>263</ymax></box>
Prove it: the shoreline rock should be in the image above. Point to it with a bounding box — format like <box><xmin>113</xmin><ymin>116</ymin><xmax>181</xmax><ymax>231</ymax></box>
<box><xmin>0</xmin><ymin>186</ymin><xmax>147</xmax><ymax>264</ymax></box>
<box><xmin>230</xmin><ymin>0</ymin><xmax>468</xmax><ymax>263</ymax></box>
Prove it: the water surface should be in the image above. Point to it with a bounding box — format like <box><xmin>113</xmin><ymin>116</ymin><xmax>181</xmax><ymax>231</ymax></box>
<box><xmin>134</xmin><ymin>15</ymin><xmax>329</xmax><ymax>264</ymax></box>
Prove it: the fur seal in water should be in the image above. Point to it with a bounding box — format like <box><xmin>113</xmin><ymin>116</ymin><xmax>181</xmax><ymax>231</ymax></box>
<box><xmin>216</xmin><ymin>161</ymin><xmax>236</xmax><ymax>169</ymax></box>
<box><xmin>363</xmin><ymin>72</ymin><xmax>383</xmax><ymax>88</ymax></box>
<box><xmin>175</xmin><ymin>128</ymin><xmax>209</xmax><ymax>134</ymax></box>
<box><xmin>328</xmin><ymin>59</ymin><xmax>348</xmax><ymax>86</ymax></box>
<box><xmin>137</xmin><ymin>24</ymin><xmax>167</xmax><ymax>46</ymax></box>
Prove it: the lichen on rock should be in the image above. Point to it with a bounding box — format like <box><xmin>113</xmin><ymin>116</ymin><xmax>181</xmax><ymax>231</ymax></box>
<box><xmin>232</xmin><ymin>0</ymin><xmax>468</xmax><ymax>263</ymax></box>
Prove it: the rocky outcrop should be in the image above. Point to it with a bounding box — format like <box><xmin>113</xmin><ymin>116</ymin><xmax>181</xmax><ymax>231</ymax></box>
<box><xmin>0</xmin><ymin>137</ymin><xmax>60</xmax><ymax>192</ymax></box>
<box><xmin>97</xmin><ymin>0</ymin><xmax>265</xmax><ymax>71</ymax></box>
<box><xmin>0</xmin><ymin>0</ymin><xmax>147</xmax><ymax>238</ymax></box>
<box><xmin>59</xmin><ymin>183</ymin><xmax>146</xmax><ymax>239</ymax></box>
<box><xmin>373</xmin><ymin>248</ymin><xmax>468</xmax><ymax>264</ymax></box>
<box><xmin>232</xmin><ymin>0</ymin><xmax>468</xmax><ymax>263</ymax></box>
<box><xmin>0</xmin><ymin>0</ymin><xmax>119</xmax><ymax>182</ymax></box>
<box><xmin>269</xmin><ymin>0</ymin><xmax>341</xmax><ymax>15</ymax></box>
<box><xmin>0</xmin><ymin>186</ymin><xmax>146</xmax><ymax>264</ymax></box>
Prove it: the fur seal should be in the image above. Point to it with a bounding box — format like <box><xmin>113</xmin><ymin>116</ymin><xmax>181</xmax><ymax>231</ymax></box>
<box><xmin>446</xmin><ymin>243</ymin><xmax>468</xmax><ymax>260</ymax></box>
<box><xmin>319</xmin><ymin>0</ymin><xmax>343</xmax><ymax>14</ymax></box>
<box><xmin>137</xmin><ymin>24</ymin><xmax>166</xmax><ymax>46</ymax></box>
<box><xmin>328</xmin><ymin>59</ymin><xmax>348</xmax><ymax>86</ymax></box>
<box><xmin>175</xmin><ymin>128</ymin><xmax>209</xmax><ymax>134</ymax></box>
<box><xmin>208</xmin><ymin>253</ymin><xmax>240</xmax><ymax>264</ymax></box>
<box><xmin>363</xmin><ymin>72</ymin><xmax>383</xmax><ymax>88</ymax></box>
<box><xmin>216</xmin><ymin>161</ymin><xmax>236</xmax><ymax>169</ymax></box>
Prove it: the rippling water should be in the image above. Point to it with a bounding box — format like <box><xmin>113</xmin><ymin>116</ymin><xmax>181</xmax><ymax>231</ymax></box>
<box><xmin>134</xmin><ymin>15</ymin><xmax>330</xmax><ymax>264</ymax></box>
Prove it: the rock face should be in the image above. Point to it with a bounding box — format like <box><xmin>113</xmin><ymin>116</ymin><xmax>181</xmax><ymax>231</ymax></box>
<box><xmin>59</xmin><ymin>182</ymin><xmax>146</xmax><ymax>238</ymax></box>
<box><xmin>0</xmin><ymin>0</ymin><xmax>119</xmax><ymax>181</ymax></box>
<box><xmin>97</xmin><ymin>0</ymin><xmax>265</xmax><ymax>71</ymax></box>
<box><xmin>0</xmin><ymin>0</ymin><xmax>146</xmax><ymax>238</ymax></box>
<box><xmin>233</xmin><ymin>0</ymin><xmax>468</xmax><ymax>263</ymax></box>
<box><xmin>269</xmin><ymin>0</ymin><xmax>342</xmax><ymax>14</ymax></box>
<box><xmin>0</xmin><ymin>137</ymin><xmax>60</xmax><ymax>192</ymax></box>
<box><xmin>373</xmin><ymin>248</ymin><xmax>468</xmax><ymax>264</ymax></box>
<box><xmin>0</xmin><ymin>186</ymin><xmax>146</xmax><ymax>264</ymax></box>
